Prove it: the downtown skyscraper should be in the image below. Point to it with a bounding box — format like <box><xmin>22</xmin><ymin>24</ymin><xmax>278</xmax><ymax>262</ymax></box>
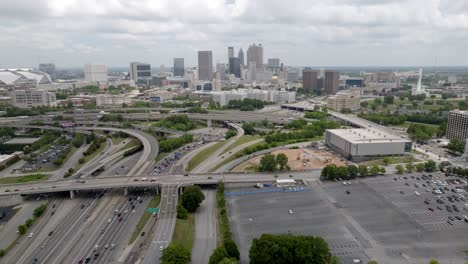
<box><xmin>198</xmin><ymin>51</ymin><xmax>213</xmax><ymax>81</ymax></box>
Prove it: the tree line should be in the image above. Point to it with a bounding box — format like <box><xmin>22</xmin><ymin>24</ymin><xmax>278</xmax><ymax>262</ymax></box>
<box><xmin>153</xmin><ymin>115</ymin><xmax>194</xmax><ymax>131</ymax></box>
<box><xmin>321</xmin><ymin>164</ymin><xmax>386</xmax><ymax>180</ymax></box>
<box><xmin>265</xmin><ymin>119</ymin><xmax>339</xmax><ymax>144</ymax></box>
<box><xmin>258</xmin><ymin>153</ymin><xmax>289</xmax><ymax>172</ymax></box>
<box><xmin>159</xmin><ymin>134</ymin><xmax>193</xmax><ymax>153</ymax></box>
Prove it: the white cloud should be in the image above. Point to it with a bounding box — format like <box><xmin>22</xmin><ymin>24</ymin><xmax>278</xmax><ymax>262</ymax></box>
<box><xmin>0</xmin><ymin>0</ymin><xmax>467</xmax><ymax>67</ymax></box>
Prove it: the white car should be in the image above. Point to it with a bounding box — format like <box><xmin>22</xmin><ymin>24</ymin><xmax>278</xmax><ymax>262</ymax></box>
<box><xmin>29</xmin><ymin>233</ymin><xmax>34</xmax><ymax>238</ymax></box>
<box><xmin>159</xmin><ymin>246</ymin><xmax>164</xmax><ymax>251</ymax></box>
<box><xmin>288</xmin><ymin>210</ymin><xmax>293</xmax><ymax>214</ymax></box>
<box><xmin>415</xmin><ymin>191</ymin><xmax>420</xmax><ymax>196</ymax></box>
<box><xmin>342</xmin><ymin>182</ymin><xmax>347</xmax><ymax>186</ymax></box>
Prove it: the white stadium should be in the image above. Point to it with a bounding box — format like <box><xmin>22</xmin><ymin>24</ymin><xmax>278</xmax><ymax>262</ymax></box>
<box><xmin>0</xmin><ymin>69</ymin><xmax>52</xmax><ymax>86</ymax></box>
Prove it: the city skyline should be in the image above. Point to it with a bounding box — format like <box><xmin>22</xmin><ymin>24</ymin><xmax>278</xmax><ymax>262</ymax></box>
<box><xmin>1</xmin><ymin>0</ymin><xmax>468</xmax><ymax>67</ymax></box>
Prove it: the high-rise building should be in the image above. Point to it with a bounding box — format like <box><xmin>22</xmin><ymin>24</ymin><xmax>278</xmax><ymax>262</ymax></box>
<box><xmin>129</xmin><ymin>62</ymin><xmax>151</xmax><ymax>82</ymax></box>
<box><xmin>216</xmin><ymin>63</ymin><xmax>226</xmax><ymax>80</ymax></box>
<box><xmin>247</xmin><ymin>44</ymin><xmax>263</xmax><ymax>69</ymax></box>
<box><xmin>229</xmin><ymin>57</ymin><xmax>241</xmax><ymax>78</ymax></box>
<box><xmin>302</xmin><ymin>69</ymin><xmax>319</xmax><ymax>93</ymax></box>
<box><xmin>267</xmin><ymin>58</ymin><xmax>280</xmax><ymax>73</ymax></box>
<box><xmin>228</xmin><ymin>47</ymin><xmax>234</xmax><ymax>59</ymax></box>
<box><xmin>84</xmin><ymin>64</ymin><xmax>108</xmax><ymax>82</ymax></box>
<box><xmin>173</xmin><ymin>58</ymin><xmax>184</xmax><ymax>77</ymax></box>
<box><xmin>238</xmin><ymin>48</ymin><xmax>244</xmax><ymax>66</ymax></box>
<box><xmin>248</xmin><ymin>62</ymin><xmax>257</xmax><ymax>82</ymax></box>
<box><xmin>39</xmin><ymin>63</ymin><xmax>56</xmax><ymax>81</ymax></box>
<box><xmin>198</xmin><ymin>51</ymin><xmax>213</xmax><ymax>81</ymax></box>
<box><xmin>446</xmin><ymin>110</ymin><xmax>468</xmax><ymax>140</ymax></box>
<box><xmin>325</xmin><ymin>70</ymin><xmax>339</xmax><ymax>94</ymax></box>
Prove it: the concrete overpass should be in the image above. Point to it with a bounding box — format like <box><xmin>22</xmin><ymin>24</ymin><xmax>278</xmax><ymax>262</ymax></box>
<box><xmin>0</xmin><ymin>171</ymin><xmax>320</xmax><ymax>198</ymax></box>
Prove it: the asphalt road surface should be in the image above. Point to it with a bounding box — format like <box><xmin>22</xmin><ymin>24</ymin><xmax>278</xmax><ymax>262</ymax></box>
<box><xmin>191</xmin><ymin>190</ymin><xmax>218</xmax><ymax>264</ymax></box>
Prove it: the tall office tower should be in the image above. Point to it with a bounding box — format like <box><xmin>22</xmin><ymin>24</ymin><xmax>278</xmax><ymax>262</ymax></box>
<box><xmin>248</xmin><ymin>62</ymin><xmax>257</xmax><ymax>81</ymax></box>
<box><xmin>229</xmin><ymin>57</ymin><xmax>241</xmax><ymax>78</ymax></box>
<box><xmin>446</xmin><ymin>110</ymin><xmax>468</xmax><ymax>140</ymax></box>
<box><xmin>228</xmin><ymin>47</ymin><xmax>234</xmax><ymax>59</ymax></box>
<box><xmin>238</xmin><ymin>48</ymin><xmax>245</xmax><ymax>66</ymax></box>
<box><xmin>267</xmin><ymin>58</ymin><xmax>280</xmax><ymax>73</ymax></box>
<box><xmin>129</xmin><ymin>62</ymin><xmax>151</xmax><ymax>82</ymax></box>
<box><xmin>173</xmin><ymin>58</ymin><xmax>185</xmax><ymax>76</ymax></box>
<box><xmin>216</xmin><ymin>63</ymin><xmax>226</xmax><ymax>80</ymax></box>
<box><xmin>324</xmin><ymin>70</ymin><xmax>339</xmax><ymax>94</ymax></box>
<box><xmin>198</xmin><ymin>51</ymin><xmax>213</xmax><ymax>81</ymax></box>
<box><xmin>39</xmin><ymin>63</ymin><xmax>56</xmax><ymax>81</ymax></box>
<box><xmin>247</xmin><ymin>44</ymin><xmax>263</xmax><ymax>69</ymax></box>
<box><xmin>302</xmin><ymin>69</ymin><xmax>319</xmax><ymax>93</ymax></box>
<box><xmin>84</xmin><ymin>64</ymin><xmax>108</xmax><ymax>82</ymax></box>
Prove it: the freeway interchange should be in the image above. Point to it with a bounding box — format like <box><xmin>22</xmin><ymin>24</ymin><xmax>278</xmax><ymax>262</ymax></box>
<box><xmin>0</xmin><ymin>108</ymin><xmax>458</xmax><ymax>264</ymax></box>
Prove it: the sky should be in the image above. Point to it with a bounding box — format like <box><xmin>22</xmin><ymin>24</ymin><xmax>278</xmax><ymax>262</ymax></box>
<box><xmin>1</xmin><ymin>0</ymin><xmax>468</xmax><ymax>68</ymax></box>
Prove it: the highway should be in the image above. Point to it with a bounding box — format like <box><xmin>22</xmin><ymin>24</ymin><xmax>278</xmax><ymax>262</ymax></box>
<box><xmin>142</xmin><ymin>184</ymin><xmax>178</xmax><ymax>264</ymax></box>
<box><xmin>191</xmin><ymin>190</ymin><xmax>218</xmax><ymax>264</ymax></box>
<box><xmin>192</xmin><ymin>123</ymin><xmax>244</xmax><ymax>173</ymax></box>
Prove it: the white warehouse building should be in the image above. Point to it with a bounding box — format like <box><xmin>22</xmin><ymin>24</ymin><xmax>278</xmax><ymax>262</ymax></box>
<box><xmin>325</xmin><ymin>128</ymin><xmax>412</xmax><ymax>161</ymax></box>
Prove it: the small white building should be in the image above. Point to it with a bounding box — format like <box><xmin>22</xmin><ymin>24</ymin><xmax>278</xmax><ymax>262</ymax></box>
<box><xmin>276</xmin><ymin>179</ymin><xmax>296</xmax><ymax>187</ymax></box>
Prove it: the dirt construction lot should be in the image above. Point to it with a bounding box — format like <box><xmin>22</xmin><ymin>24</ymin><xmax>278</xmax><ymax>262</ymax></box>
<box><xmin>233</xmin><ymin>148</ymin><xmax>347</xmax><ymax>172</ymax></box>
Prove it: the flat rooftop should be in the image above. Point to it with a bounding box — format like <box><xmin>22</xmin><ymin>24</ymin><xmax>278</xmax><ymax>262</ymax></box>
<box><xmin>327</xmin><ymin>128</ymin><xmax>411</xmax><ymax>144</ymax></box>
<box><xmin>3</xmin><ymin>137</ymin><xmax>40</xmax><ymax>145</ymax></box>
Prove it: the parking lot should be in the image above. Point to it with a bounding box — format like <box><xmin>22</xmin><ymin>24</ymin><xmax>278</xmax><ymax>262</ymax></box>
<box><xmin>227</xmin><ymin>173</ymin><xmax>468</xmax><ymax>264</ymax></box>
<box><xmin>153</xmin><ymin>141</ymin><xmax>207</xmax><ymax>174</ymax></box>
<box><xmin>21</xmin><ymin>144</ymin><xmax>70</xmax><ymax>172</ymax></box>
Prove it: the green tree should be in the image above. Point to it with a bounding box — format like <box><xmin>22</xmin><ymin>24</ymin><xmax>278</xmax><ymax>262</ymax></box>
<box><xmin>181</xmin><ymin>186</ymin><xmax>205</xmax><ymax>213</ymax></box>
<box><xmin>258</xmin><ymin>153</ymin><xmax>277</xmax><ymax>172</ymax></box>
<box><xmin>395</xmin><ymin>164</ymin><xmax>405</xmax><ymax>174</ymax></box>
<box><xmin>347</xmin><ymin>165</ymin><xmax>359</xmax><ymax>178</ymax></box>
<box><xmin>160</xmin><ymin>244</ymin><xmax>191</xmax><ymax>264</ymax></box>
<box><xmin>429</xmin><ymin>259</ymin><xmax>439</xmax><ymax>264</ymax></box>
<box><xmin>209</xmin><ymin>245</ymin><xmax>230</xmax><ymax>264</ymax></box>
<box><xmin>360</xmin><ymin>101</ymin><xmax>369</xmax><ymax>108</ymax></box>
<box><xmin>382</xmin><ymin>157</ymin><xmax>391</xmax><ymax>166</ymax></box>
<box><xmin>370</xmin><ymin>165</ymin><xmax>381</xmax><ymax>176</ymax></box>
<box><xmin>368</xmin><ymin>261</ymin><xmax>378</xmax><ymax>264</ymax></box>
<box><xmin>447</xmin><ymin>138</ymin><xmax>465</xmax><ymax>154</ymax></box>
<box><xmin>380</xmin><ymin>167</ymin><xmax>386</xmax><ymax>174</ymax></box>
<box><xmin>218</xmin><ymin>257</ymin><xmax>238</xmax><ymax>264</ymax></box>
<box><xmin>358</xmin><ymin>165</ymin><xmax>369</xmax><ymax>177</ymax></box>
<box><xmin>416</xmin><ymin>163</ymin><xmax>425</xmax><ymax>172</ymax></box>
<box><xmin>405</xmin><ymin>162</ymin><xmax>414</xmax><ymax>172</ymax></box>
<box><xmin>424</xmin><ymin>160</ymin><xmax>436</xmax><ymax>172</ymax></box>
<box><xmin>276</xmin><ymin>153</ymin><xmax>289</xmax><ymax>171</ymax></box>
<box><xmin>242</xmin><ymin>123</ymin><xmax>255</xmax><ymax>135</ymax></box>
<box><xmin>18</xmin><ymin>224</ymin><xmax>27</xmax><ymax>235</ymax></box>
<box><xmin>225</xmin><ymin>129</ymin><xmax>237</xmax><ymax>139</ymax></box>
<box><xmin>384</xmin><ymin>95</ymin><xmax>395</xmax><ymax>104</ymax></box>
<box><xmin>176</xmin><ymin>204</ymin><xmax>188</xmax><ymax>219</ymax></box>
<box><xmin>249</xmin><ymin>234</ymin><xmax>332</xmax><ymax>264</ymax></box>
<box><xmin>223</xmin><ymin>238</ymin><xmax>240</xmax><ymax>260</ymax></box>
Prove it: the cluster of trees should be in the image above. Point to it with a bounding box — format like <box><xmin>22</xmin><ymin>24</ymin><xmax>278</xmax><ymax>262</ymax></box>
<box><xmin>225</xmin><ymin>129</ymin><xmax>237</xmax><ymax>139</ymax></box>
<box><xmin>234</xmin><ymin>142</ymin><xmax>276</xmax><ymax>158</ymax></box>
<box><xmin>24</xmin><ymin>131</ymin><xmax>61</xmax><ymax>154</ymax></box>
<box><xmin>159</xmin><ymin>134</ymin><xmax>193</xmax><ymax>153</ymax></box>
<box><xmin>0</xmin><ymin>127</ymin><xmax>14</xmax><ymax>138</ymax></box>
<box><xmin>321</xmin><ymin>164</ymin><xmax>386</xmax><ymax>180</ymax></box>
<box><xmin>258</xmin><ymin>153</ymin><xmax>289</xmax><ymax>172</ymax></box>
<box><xmin>53</xmin><ymin>147</ymin><xmax>72</xmax><ymax>166</ymax></box>
<box><xmin>208</xmin><ymin>182</ymin><xmax>240</xmax><ymax>264</ymax></box>
<box><xmin>154</xmin><ymin>115</ymin><xmax>194</xmax><ymax>131</ymax></box>
<box><xmin>304</xmin><ymin>111</ymin><xmax>328</xmax><ymax>120</ymax></box>
<box><xmin>395</xmin><ymin>160</ymin><xmax>436</xmax><ymax>174</ymax></box>
<box><xmin>407</xmin><ymin>124</ymin><xmax>438</xmax><ymax>143</ymax></box>
<box><xmin>242</xmin><ymin>120</ymin><xmax>275</xmax><ymax>135</ymax></box>
<box><xmin>187</xmin><ymin>107</ymin><xmax>208</xmax><ymax>113</ymax></box>
<box><xmin>83</xmin><ymin>135</ymin><xmax>106</xmax><ymax>156</ymax></box>
<box><xmin>181</xmin><ymin>186</ymin><xmax>205</xmax><ymax>213</ymax></box>
<box><xmin>99</xmin><ymin>114</ymin><xmax>125</xmax><ymax>122</ymax></box>
<box><xmin>160</xmin><ymin>244</ymin><xmax>191</xmax><ymax>264</ymax></box>
<box><xmin>358</xmin><ymin>113</ymin><xmax>446</xmax><ymax>126</ymax></box>
<box><xmin>447</xmin><ymin>138</ymin><xmax>466</xmax><ymax>155</ymax></box>
<box><xmin>123</xmin><ymin>143</ymin><xmax>143</xmax><ymax>157</ymax></box>
<box><xmin>225</xmin><ymin>98</ymin><xmax>266</xmax><ymax>111</ymax></box>
<box><xmin>1</xmin><ymin>106</ymin><xmax>62</xmax><ymax>117</ymax></box>
<box><xmin>161</xmin><ymin>100</ymin><xmax>202</xmax><ymax>108</ymax></box>
<box><xmin>446</xmin><ymin>166</ymin><xmax>468</xmax><ymax>178</ymax></box>
<box><xmin>284</xmin><ymin>119</ymin><xmax>308</xmax><ymax>129</ymax></box>
<box><xmin>249</xmin><ymin>234</ymin><xmax>335</xmax><ymax>264</ymax></box>
<box><xmin>265</xmin><ymin>120</ymin><xmax>340</xmax><ymax>144</ymax></box>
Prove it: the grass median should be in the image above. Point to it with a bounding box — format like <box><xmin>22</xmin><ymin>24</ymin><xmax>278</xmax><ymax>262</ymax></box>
<box><xmin>221</xmin><ymin>135</ymin><xmax>261</xmax><ymax>154</ymax></box>
<box><xmin>128</xmin><ymin>195</ymin><xmax>161</xmax><ymax>244</ymax></box>
<box><xmin>187</xmin><ymin>140</ymin><xmax>229</xmax><ymax>172</ymax></box>
<box><xmin>171</xmin><ymin>212</ymin><xmax>195</xmax><ymax>252</ymax></box>
<box><xmin>360</xmin><ymin>155</ymin><xmax>420</xmax><ymax>166</ymax></box>
<box><xmin>0</xmin><ymin>174</ymin><xmax>49</xmax><ymax>185</ymax></box>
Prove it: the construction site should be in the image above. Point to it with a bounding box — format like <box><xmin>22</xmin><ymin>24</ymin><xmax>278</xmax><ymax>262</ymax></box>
<box><xmin>232</xmin><ymin>148</ymin><xmax>348</xmax><ymax>172</ymax></box>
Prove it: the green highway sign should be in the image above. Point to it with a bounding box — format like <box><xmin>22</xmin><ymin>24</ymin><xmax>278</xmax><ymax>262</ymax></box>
<box><xmin>147</xmin><ymin>208</ymin><xmax>160</xmax><ymax>213</ymax></box>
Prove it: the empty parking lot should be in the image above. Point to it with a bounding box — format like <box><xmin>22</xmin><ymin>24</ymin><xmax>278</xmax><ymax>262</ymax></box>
<box><xmin>227</xmin><ymin>173</ymin><xmax>468</xmax><ymax>264</ymax></box>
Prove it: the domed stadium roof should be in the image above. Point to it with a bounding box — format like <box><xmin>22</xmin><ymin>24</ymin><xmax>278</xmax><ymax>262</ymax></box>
<box><xmin>0</xmin><ymin>69</ymin><xmax>52</xmax><ymax>85</ymax></box>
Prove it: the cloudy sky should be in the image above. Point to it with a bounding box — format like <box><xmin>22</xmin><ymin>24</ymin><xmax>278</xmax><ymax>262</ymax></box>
<box><xmin>1</xmin><ymin>0</ymin><xmax>468</xmax><ymax>68</ymax></box>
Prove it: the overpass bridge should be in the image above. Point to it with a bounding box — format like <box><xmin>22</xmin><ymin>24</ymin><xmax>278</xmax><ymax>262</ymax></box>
<box><xmin>0</xmin><ymin>171</ymin><xmax>320</xmax><ymax>198</ymax></box>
